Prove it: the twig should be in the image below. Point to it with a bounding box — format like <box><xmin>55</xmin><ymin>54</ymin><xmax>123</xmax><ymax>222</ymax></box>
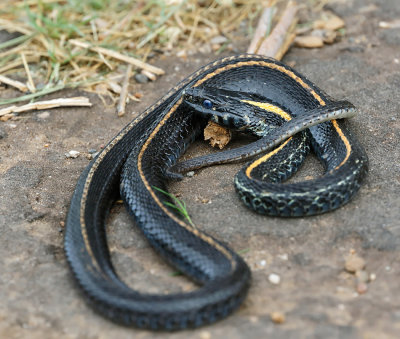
<box><xmin>0</xmin><ymin>97</ymin><xmax>92</xmax><ymax>117</ymax></box>
<box><xmin>0</xmin><ymin>75</ymin><xmax>29</xmax><ymax>92</ymax></box>
<box><xmin>20</xmin><ymin>52</ymin><xmax>36</xmax><ymax>93</ymax></box>
<box><xmin>274</xmin><ymin>32</ymin><xmax>297</xmax><ymax>61</ymax></box>
<box><xmin>247</xmin><ymin>6</ymin><xmax>276</xmax><ymax>54</ymax></box>
<box><xmin>116</xmin><ymin>64</ymin><xmax>132</xmax><ymax>117</ymax></box>
<box><xmin>257</xmin><ymin>1</ymin><xmax>298</xmax><ymax>59</ymax></box>
<box><xmin>69</xmin><ymin>39</ymin><xmax>165</xmax><ymax>75</ymax></box>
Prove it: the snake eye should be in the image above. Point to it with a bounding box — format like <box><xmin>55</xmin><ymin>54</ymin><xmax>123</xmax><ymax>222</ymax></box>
<box><xmin>202</xmin><ymin>99</ymin><xmax>213</xmax><ymax>109</ymax></box>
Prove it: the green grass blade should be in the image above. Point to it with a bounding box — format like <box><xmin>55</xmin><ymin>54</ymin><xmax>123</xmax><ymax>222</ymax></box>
<box><xmin>0</xmin><ymin>83</ymin><xmax>80</xmax><ymax>106</ymax></box>
<box><xmin>0</xmin><ymin>33</ymin><xmax>35</xmax><ymax>50</ymax></box>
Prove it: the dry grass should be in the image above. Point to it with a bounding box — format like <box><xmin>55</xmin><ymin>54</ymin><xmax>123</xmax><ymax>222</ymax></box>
<box><xmin>0</xmin><ymin>0</ymin><xmax>336</xmax><ymax>110</ymax></box>
<box><xmin>0</xmin><ymin>0</ymin><xmax>266</xmax><ymax>105</ymax></box>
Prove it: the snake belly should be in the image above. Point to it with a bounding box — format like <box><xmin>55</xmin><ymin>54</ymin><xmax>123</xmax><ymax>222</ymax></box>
<box><xmin>64</xmin><ymin>54</ymin><xmax>368</xmax><ymax>331</ymax></box>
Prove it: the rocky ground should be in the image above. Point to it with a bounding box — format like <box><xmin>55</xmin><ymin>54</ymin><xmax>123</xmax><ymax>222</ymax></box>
<box><xmin>1</xmin><ymin>0</ymin><xmax>400</xmax><ymax>338</ymax></box>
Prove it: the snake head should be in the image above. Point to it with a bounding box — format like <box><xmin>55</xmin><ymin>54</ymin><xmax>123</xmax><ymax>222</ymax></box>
<box><xmin>182</xmin><ymin>86</ymin><xmax>257</xmax><ymax>130</ymax></box>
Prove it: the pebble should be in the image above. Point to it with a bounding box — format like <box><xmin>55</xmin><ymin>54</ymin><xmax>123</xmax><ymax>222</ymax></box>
<box><xmin>186</xmin><ymin>171</ymin><xmax>195</xmax><ymax>177</ymax></box>
<box><xmin>210</xmin><ymin>35</ymin><xmax>228</xmax><ymax>45</ymax></box>
<box><xmin>88</xmin><ymin>149</ymin><xmax>97</xmax><ymax>154</ymax></box>
<box><xmin>277</xmin><ymin>253</ymin><xmax>288</xmax><ymax>261</ymax></box>
<box><xmin>268</xmin><ymin>273</ymin><xmax>281</xmax><ymax>285</ymax></box>
<box><xmin>36</xmin><ymin>111</ymin><xmax>50</xmax><ymax>120</ymax></box>
<box><xmin>65</xmin><ymin>150</ymin><xmax>80</xmax><ymax>159</ymax></box>
<box><xmin>176</xmin><ymin>50</ymin><xmax>187</xmax><ymax>59</ymax></box>
<box><xmin>270</xmin><ymin>311</ymin><xmax>285</xmax><ymax>324</ymax></box>
<box><xmin>134</xmin><ymin>73</ymin><xmax>149</xmax><ymax>84</ymax></box>
<box><xmin>356</xmin><ymin>282</ymin><xmax>368</xmax><ymax>294</ymax></box>
<box><xmin>199</xmin><ymin>331</ymin><xmax>211</xmax><ymax>339</ymax></box>
<box><xmin>294</xmin><ymin>35</ymin><xmax>324</xmax><ymax>48</ymax></box>
<box><xmin>344</xmin><ymin>255</ymin><xmax>366</xmax><ymax>273</ymax></box>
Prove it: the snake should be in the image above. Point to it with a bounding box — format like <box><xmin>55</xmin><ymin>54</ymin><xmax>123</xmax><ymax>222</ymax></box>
<box><xmin>64</xmin><ymin>54</ymin><xmax>368</xmax><ymax>330</ymax></box>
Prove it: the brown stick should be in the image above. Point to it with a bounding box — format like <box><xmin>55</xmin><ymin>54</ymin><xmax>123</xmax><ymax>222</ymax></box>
<box><xmin>20</xmin><ymin>52</ymin><xmax>36</xmax><ymax>92</ymax></box>
<box><xmin>257</xmin><ymin>1</ymin><xmax>298</xmax><ymax>60</ymax></box>
<box><xmin>247</xmin><ymin>6</ymin><xmax>276</xmax><ymax>54</ymax></box>
<box><xmin>116</xmin><ymin>64</ymin><xmax>133</xmax><ymax>117</ymax></box>
<box><xmin>0</xmin><ymin>97</ymin><xmax>92</xmax><ymax>117</ymax></box>
<box><xmin>0</xmin><ymin>75</ymin><xmax>29</xmax><ymax>92</ymax></box>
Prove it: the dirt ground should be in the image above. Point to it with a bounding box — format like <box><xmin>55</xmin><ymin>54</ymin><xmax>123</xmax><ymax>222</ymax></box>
<box><xmin>1</xmin><ymin>0</ymin><xmax>400</xmax><ymax>338</ymax></box>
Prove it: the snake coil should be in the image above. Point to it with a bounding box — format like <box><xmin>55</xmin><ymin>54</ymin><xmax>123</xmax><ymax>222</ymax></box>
<box><xmin>65</xmin><ymin>55</ymin><xmax>368</xmax><ymax>330</ymax></box>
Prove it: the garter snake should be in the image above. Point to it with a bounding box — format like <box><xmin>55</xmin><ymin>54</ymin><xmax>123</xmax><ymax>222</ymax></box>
<box><xmin>64</xmin><ymin>54</ymin><xmax>368</xmax><ymax>330</ymax></box>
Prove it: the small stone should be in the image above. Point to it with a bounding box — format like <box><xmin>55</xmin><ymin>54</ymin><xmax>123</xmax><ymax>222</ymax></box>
<box><xmin>344</xmin><ymin>255</ymin><xmax>366</xmax><ymax>273</ymax></box>
<box><xmin>324</xmin><ymin>15</ymin><xmax>345</xmax><ymax>31</ymax></box>
<box><xmin>260</xmin><ymin>260</ymin><xmax>266</xmax><ymax>267</ymax></box>
<box><xmin>268</xmin><ymin>273</ymin><xmax>281</xmax><ymax>285</ymax></box>
<box><xmin>199</xmin><ymin>331</ymin><xmax>211</xmax><ymax>339</ymax></box>
<box><xmin>36</xmin><ymin>111</ymin><xmax>50</xmax><ymax>120</ymax></box>
<box><xmin>65</xmin><ymin>150</ymin><xmax>80</xmax><ymax>159</ymax></box>
<box><xmin>369</xmin><ymin>273</ymin><xmax>376</xmax><ymax>281</ymax></box>
<box><xmin>186</xmin><ymin>171</ymin><xmax>195</xmax><ymax>177</ymax></box>
<box><xmin>134</xmin><ymin>73</ymin><xmax>149</xmax><ymax>84</ymax></box>
<box><xmin>356</xmin><ymin>282</ymin><xmax>368</xmax><ymax>294</ymax></box>
<box><xmin>88</xmin><ymin>148</ymin><xmax>97</xmax><ymax>154</ymax></box>
<box><xmin>210</xmin><ymin>35</ymin><xmax>228</xmax><ymax>45</ymax></box>
<box><xmin>176</xmin><ymin>50</ymin><xmax>187</xmax><ymax>59</ymax></box>
<box><xmin>270</xmin><ymin>311</ymin><xmax>285</xmax><ymax>324</ymax></box>
<box><xmin>277</xmin><ymin>253</ymin><xmax>288</xmax><ymax>261</ymax></box>
<box><xmin>294</xmin><ymin>36</ymin><xmax>324</xmax><ymax>48</ymax></box>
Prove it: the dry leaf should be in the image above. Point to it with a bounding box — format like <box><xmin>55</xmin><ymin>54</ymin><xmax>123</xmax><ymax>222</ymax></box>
<box><xmin>204</xmin><ymin>121</ymin><xmax>232</xmax><ymax>149</ymax></box>
<box><xmin>294</xmin><ymin>35</ymin><xmax>324</xmax><ymax>48</ymax></box>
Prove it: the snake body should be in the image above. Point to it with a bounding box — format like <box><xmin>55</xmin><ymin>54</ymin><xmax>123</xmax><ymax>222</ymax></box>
<box><xmin>64</xmin><ymin>55</ymin><xmax>368</xmax><ymax>330</ymax></box>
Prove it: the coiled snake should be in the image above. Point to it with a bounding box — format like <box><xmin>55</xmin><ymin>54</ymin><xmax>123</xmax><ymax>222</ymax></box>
<box><xmin>64</xmin><ymin>55</ymin><xmax>368</xmax><ymax>330</ymax></box>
